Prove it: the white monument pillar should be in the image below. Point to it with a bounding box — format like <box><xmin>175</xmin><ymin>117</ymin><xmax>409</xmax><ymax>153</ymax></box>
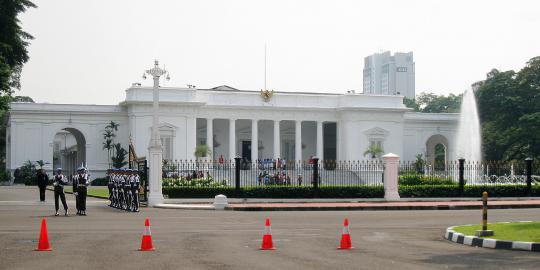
<box><xmin>316</xmin><ymin>121</ymin><xmax>324</xmax><ymax>160</ymax></box>
<box><xmin>383</xmin><ymin>153</ymin><xmax>401</xmax><ymax>201</ymax></box>
<box><xmin>206</xmin><ymin>118</ymin><xmax>213</xmax><ymax>160</ymax></box>
<box><xmin>251</xmin><ymin>119</ymin><xmax>258</xmax><ymax>162</ymax></box>
<box><xmin>143</xmin><ymin>60</ymin><xmax>169</xmax><ymax>207</ymax></box>
<box><xmin>273</xmin><ymin>120</ymin><xmax>280</xmax><ymax>159</ymax></box>
<box><xmin>229</xmin><ymin>119</ymin><xmax>236</xmax><ymax>159</ymax></box>
<box><xmin>295</xmin><ymin>120</ymin><xmax>302</xmax><ymax>163</ymax></box>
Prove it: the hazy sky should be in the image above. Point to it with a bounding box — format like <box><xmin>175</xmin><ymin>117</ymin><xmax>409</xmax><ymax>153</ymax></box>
<box><xmin>17</xmin><ymin>0</ymin><xmax>540</xmax><ymax>105</ymax></box>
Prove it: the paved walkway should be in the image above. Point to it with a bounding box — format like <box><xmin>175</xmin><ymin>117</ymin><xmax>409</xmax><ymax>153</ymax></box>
<box><xmin>155</xmin><ymin>198</ymin><xmax>540</xmax><ymax>211</ymax></box>
<box><xmin>224</xmin><ymin>199</ymin><xmax>540</xmax><ymax>211</ymax></box>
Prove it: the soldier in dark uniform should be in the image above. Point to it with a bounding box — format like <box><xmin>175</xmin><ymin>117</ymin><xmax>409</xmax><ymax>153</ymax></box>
<box><xmin>53</xmin><ymin>168</ymin><xmax>69</xmax><ymax>216</ymax></box>
<box><xmin>124</xmin><ymin>169</ymin><xmax>132</xmax><ymax>211</ymax></box>
<box><xmin>131</xmin><ymin>169</ymin><xmax>140</xmax><ymax>212</ymax></box>
<box><xmin>72</xmin><ymin>170</ymin><xmax>79</xmax><ymax>214</ymax></box>
<box><xmin>37</xmin><ymin>169</ymin><xmax>49</xmax><ymax>202</ymax></box>
<box><xmin>76</xmin><ymin>167</ymin><xmax>89</xmax><ymax>216</ymax></box>
<box><xmin>107</xmin><ymin>169</ymin><xmax>114</xmax><ymax>207</ymax></box>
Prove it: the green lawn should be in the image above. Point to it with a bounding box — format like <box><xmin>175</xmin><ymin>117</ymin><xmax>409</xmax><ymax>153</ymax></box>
<box><xmin>453</xmin><ymin>222</ymin><xmax>540</xmax><ymax>242</ymax></box>
<box><xmin>62</xmin><ymin>186</ymin><xmax>109</xmax><ymax>199</ymax></box>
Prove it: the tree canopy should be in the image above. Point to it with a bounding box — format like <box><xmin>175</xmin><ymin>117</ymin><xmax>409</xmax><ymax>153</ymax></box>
<box><xmin>404</xmin><ymin>92</ymin><xmax>462</xmax><ymax>113</ymax></box>
<box><xmin>475</xmin><ymin>56</ymin><xmax>540</xmax><ymax>160</ymax></box>
<box><xmin>0</xmin><ymin>0</ymin><xmax>36</xmax><ymax>111</ymax></box>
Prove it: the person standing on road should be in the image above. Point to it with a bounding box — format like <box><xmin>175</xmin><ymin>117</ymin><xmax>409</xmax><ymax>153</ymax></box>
<box><xmin>37</xmin><ymin>169</ymin><xmax>49</xmax><ymax>202</ymax></box>
<box><xmin>72</xmin><ymin>170</ymin><xmax>80</xmax><ymax>214</ymax></box>
<box><xmin>53</xmin><ymin>168</ymin><xmax>69</xmax><ymax>216</ymax></box>
<box><xmin>76</xmin><ymin>167</ymin><xmax>89</xmax><ymax>216</ymax></box>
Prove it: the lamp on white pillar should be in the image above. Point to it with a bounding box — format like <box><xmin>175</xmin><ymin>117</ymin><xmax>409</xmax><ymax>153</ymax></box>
<box><xmin>142</xmin><ymin>60</ymin><xmax>170</xmax><ymax>207</ymax></box>
<box><xmin>229</xmin><ymin>119</ymin><xmax>236</xmax><ymax>159</ymax></box>
<box><xmin>316</xmin><ymin>121</ymin><xmax>324</xmax><ymax>161</ymax></box>
<box><xmin>206</xmin><ymin>118</ymin><xmax>213</xmax><ymax>160</ymax></box>
<box><xmin>295</xmin><ymin>120</ymin><xmax>302</xmax><ymax>163</ymax></box>
<box><xmin>251</xmin><ymin>119</ymin><xmax>258</xmax><ymax>162</ymax></box>
<box><xmin>273</xmin><ymin>120</ymin><xmax>280</xmax><ymax>159</ymax></box>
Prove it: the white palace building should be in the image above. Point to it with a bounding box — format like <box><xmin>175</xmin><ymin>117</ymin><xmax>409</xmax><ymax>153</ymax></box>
<box><xmin>6</xmin><ymin>83</ymin><xmax>459</xmax><ymax>178</ymax></box>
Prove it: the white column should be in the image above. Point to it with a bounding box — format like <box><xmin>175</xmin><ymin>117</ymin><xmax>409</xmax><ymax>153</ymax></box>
<box><xmin>316</xmin><ymin>121</ymin><xmax>323</xmax><ymax>160</ymax></box>
<box><xmin>186</xmin><ymin>117</ymin><xmax>197</xmax><ymax>160</ymax></box>
<box><xmin>336</xmin><ymin>121</ymin><xmax>341</xmax><ymax>160</ymax></box>
<box><xmin>383</xmin><ymin>153</ymin><xmax>401</xmax><ymax>201</ymax></box>
<box><xmin>206</xmin><ymin>118</ymin><xmax>213</xmax><ymax>160</ymax></box>
<box><xmin>295</xmin><ymin>120</ymin><xmax>302</xmax><ymax>162</ymax></box>
<box><xmin>148</xmin><ymin>74</ymin><xmax>163</xmax><ymax>206</ymax></box>
<box><xmin>251</xmin><ymin>119</ymin><xmax>258</xmax><ymax>162</ymax></box>
<box><xmin>273</xmin><ymin>120</ymin><xmax>280</xmax><ymax>159</ymax></box>
<box><xmin>229</xmin><ymin>119</ymin><xmax>236</xmax><ymax>159</ymax></box>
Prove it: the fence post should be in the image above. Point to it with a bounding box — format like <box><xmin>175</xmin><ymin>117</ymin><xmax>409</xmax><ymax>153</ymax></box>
<box><xmin>525</xmin><ymin>158</ymin><xmax>532</xmax><ymax>196</ymax></box>
<box><xmin>458</xmin><ymin>158</ymin><xmax>465</xmax><ymax>196</ymax></box>
<box><xmin>234</xmin><ymin>157</ymin><xmax>241</xmax><ymax>194</ymax></box>
<box><xmin>383</xmin><ymin>153</ymin><xmax>400</xmax><ymax>201</ymax></box>
<box><xmin>312</xmin><ymin>157</ymin><xmax>319</xmax><ymax>197</ymax></box>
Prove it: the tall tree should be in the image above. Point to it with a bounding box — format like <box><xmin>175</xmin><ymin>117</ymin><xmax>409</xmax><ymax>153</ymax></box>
<box><xmin>403</xmin><ymin>93</ymin><xmax>462</xmax><ymax>113</ymax></box>
<box><xmin>0</xmin><ymin>0</ymin><xmax>36</xmax><ymax>111</ymax></box>
<box><xmin>475</xmin><ymin>57</ymin><xmax>540</xmax><ymax>160</ymax></box>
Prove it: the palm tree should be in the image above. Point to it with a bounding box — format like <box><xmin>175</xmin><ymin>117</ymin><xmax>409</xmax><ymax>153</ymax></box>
<box><xmin>102</xmin><ymin>138</ymin><xmax>114</xmax><ymax>168</ymax></box>
<box><xmin>363</xmin><ymin>144</ymin><xmax>384</xmax><ymax>159</ymax></box>
<box><xmin>106</xmin><ymin>121</ymin><xmax>119</xmax><ymax>132</ymax></box>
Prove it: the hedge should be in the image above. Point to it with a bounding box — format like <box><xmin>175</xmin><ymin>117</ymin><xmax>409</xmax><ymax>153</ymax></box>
<box><xmin>163</xmin><ymin>185</ymin><xmax>385</xmax><ymax>198</ymax></box>
<box><xmin>163</xmin><ymin>184</ymin><xmax>539</xmax><ymax>198</ymax></box>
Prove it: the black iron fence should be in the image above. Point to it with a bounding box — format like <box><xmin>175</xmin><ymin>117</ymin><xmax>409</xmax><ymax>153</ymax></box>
<box><xmin>161</xmin><ymin>158</ymin><xmax>537</xmax><ymax>196</ymax></box>
<box><xmin>162</xmin><ymin>158</ymin><xmax>385</xmax><ymax>189</ymax></box>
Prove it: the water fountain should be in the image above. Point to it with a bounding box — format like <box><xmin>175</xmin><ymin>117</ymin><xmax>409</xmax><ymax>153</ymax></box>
<box><xmin>456</xmin><ymin>88</ymin><xmax>482</xmax><ymax>162</ymax></box>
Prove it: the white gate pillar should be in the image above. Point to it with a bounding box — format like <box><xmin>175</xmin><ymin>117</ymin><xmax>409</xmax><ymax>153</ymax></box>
<box><xmin>383</xmin><ymin>153</ymin><xmax>400</xmax><ymax>201</ymax></box>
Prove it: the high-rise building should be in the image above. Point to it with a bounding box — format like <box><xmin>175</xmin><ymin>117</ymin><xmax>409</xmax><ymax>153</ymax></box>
<box><xmin>363</xmin><ymin>51</ymin><xmax>415</xmax><ymax>98</ymax></box>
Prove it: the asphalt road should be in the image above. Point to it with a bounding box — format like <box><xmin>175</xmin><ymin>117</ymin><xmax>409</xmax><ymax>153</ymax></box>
<box><xmin>0</xmin><ymin>186</ymin><xmax>538</xmax><ymax>270</ymax></box>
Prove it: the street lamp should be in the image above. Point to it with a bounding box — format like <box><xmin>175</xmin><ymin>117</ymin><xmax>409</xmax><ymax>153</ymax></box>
<box><xmin>142</xmin><ymin>60</ymin><xmax>170</xmax><ymax>206</ymax></box>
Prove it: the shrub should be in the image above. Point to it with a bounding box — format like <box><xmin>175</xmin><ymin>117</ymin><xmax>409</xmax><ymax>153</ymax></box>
<box><xmin>162</xmin><ymin>184</ymin><xmax>539</xmax><ymax>198</ymax></box>
<box><xmin>399</xmin><ymin>184</ymin><xmax>540</xmax><ymax>198</ymax></box>
<box><xmin>399</xmin><ymin>173</ymin><xmax>454</xmax><ymax>185</ymax></box>
<box><xmin>162</xmin><ymin>177</ymin><xmax>226</xmax><ymax>188</ymax></box>
<box><xmin>14</xmin><ymin>160</ymin><xmax>38</xmax><ymax>185</ymax></box>
<box><xmin>0</xmin><ymin>169</ymin><xmax>11</xmax><ymax>183</ymax></box>
<box><xmin>91</xmin><ymin>177</ymin><xmax>108</xmax><ymax>186</ymax></box>
<box><xmin>163</xmin><ymin>185</ymin><xmax>385</xmax><ymax>198</ymax></box>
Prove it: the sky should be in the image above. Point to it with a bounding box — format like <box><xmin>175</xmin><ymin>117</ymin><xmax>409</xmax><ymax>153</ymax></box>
<box><xmin>17</xmin><ymin>0</ymin><xmax>540</xmax><ymax>105</ymax></box>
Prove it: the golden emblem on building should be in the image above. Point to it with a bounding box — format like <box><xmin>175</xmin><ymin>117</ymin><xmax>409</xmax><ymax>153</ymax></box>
<box><xmin>260</xmin><ymin>89</ymin><xmax>274</xmax><ymax>102</ymax></box>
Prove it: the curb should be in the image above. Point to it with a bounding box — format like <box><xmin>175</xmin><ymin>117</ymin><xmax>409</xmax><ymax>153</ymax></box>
<box><xmin>444</xmin><ymin>223</ymin><xmax>540</xmax><ymax>252</ymax></box>
<box><xmin>226</xmin><ymin>204</ymin><xmax>540</xmax><ymax>211</ymax></box>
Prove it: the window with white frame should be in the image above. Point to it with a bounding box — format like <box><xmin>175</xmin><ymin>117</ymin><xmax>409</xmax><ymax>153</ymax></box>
<box><xmin>364</xmin><ymin>127</ymin><xmax>389</xmax><ymax>158</ymax></box>
<box><xmin>159</xmin><ymin>124</ymin><xmax>176</xmax><ymax>161</ymax></box>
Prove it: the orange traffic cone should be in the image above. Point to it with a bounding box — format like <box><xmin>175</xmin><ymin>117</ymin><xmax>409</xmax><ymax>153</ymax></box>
<box><xmin>260</xmin><ymin>218</ymin><xmax>276</xmax><ymax>250</ymax></box>
<box><xmin>139</xmin><ymin>218</ymin><xmax>155</xmax><ymax>251</ymax></box>
<box><xmin>35</xmin><ymin>218</ymin><xmax>52</xmax><ymax>251</ymax></box>
<box><xmin>338</xmin><ymin>218</ymin><xmax>354</xmax><ymax>249</ymax></box>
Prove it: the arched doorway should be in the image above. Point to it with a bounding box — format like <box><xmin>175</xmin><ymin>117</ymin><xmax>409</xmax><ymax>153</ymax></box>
<box><xmin>52</xmin><ymin>128</ymin><xmax>86</xmax><ymax>175</ymax></box>
<box><xmin>426</xmin><ymin>135</ymin><xmax>448</xmax><ymax>170</ymax></box>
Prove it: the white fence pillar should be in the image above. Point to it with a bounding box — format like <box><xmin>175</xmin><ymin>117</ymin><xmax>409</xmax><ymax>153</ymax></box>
<box><xmin>383</xmin><ymin>153</ymin><xmax>400</xmax><ymax>201</ymax></box>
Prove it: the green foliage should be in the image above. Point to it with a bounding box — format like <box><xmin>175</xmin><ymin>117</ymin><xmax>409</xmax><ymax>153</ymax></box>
<box><xmin>162</xmin><ymin>184</ymin><xmax>539</xmax><ymax>198</ymax></box>
<box><xmin>103</xmin><ymin>121</ymin><xmax>126</xmax><ymax>168</ymax></box>
<box><xmin>453</xmin><ymin>222</ymin><xmax>540</xmax><ymax>242</ymax></box>
<box><xmin>90</xmin><ymin>177</ymin><xmax>108</xmax><ymax>186</ymax></box>
<box><xmin>0</xmin><ymin>168</ymin><xmax>11</xmax><ymax>183</ymax></box>
<box><xmin>0</xmin><ymin>0</ymin><xmax>37</xmax><ymax>110</ymax></box>
<box><xmin>399</xmin><ymin>185</ymin><xmax>539</xmax><ymax>198</ymax></box>
<box><xmin>163</xmin><ymin>186</ymin><xmax>385</xmax><ymax>198</ymax></box>
<box><xmin>194</xmin><ymin>144</ymin><xmax>211</xmax><ymax>158</ymax></box>
<box><xmin>363</xmin><ymin>144</ymin><xmax>384</xmax><ymax>159</ymax></box>
<box><xmin>403</xmin><ymin>97</ymin><xmax>420</xmax><ymax>111</ymax></box>
<box><xmin>404</xmin><ymin>93</ymin><xmax>462</xmax><ymax>113</ymax></box>
<box><xmin>162</xmin><ymin>177</ymin><xmax>225</xmax><ymax>188</ymax></box>
<box><xmin>398</xmin><ymin>174</ymin><xmax>454</xmax><ymax>185</ymax></box>
<box><xmin>14</xmin><ymin>160</ymin><xmax>37</xmax><ymax>185</ymax></box>
<box><xmin>476</xmin><ymin>57</ymin><xmax>540</xmax><ymax>160</ymax></box>
<box><xmin>111</xmin><ymin>143</ymin><xmax>128</xmax><ymax>169</ymax></box>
